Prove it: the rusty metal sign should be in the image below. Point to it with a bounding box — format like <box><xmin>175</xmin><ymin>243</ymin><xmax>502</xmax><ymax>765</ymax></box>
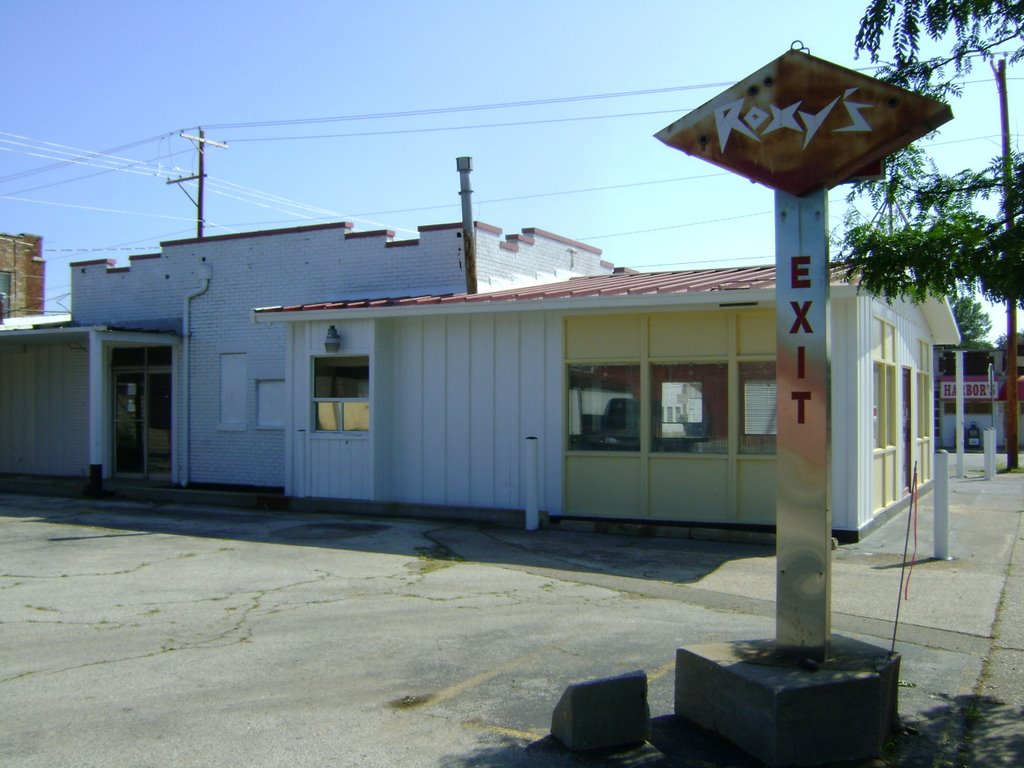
<box><xmin>655</xmin><ymin>50</ymin><xmax>953</xmax><ymax>196</ymax></box>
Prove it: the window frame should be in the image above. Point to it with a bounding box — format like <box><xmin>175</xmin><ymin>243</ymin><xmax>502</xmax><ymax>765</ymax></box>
<box><xmin>567</xmin><ymin>363</ymin><xmax>642</xmax><ymax>452</ymax></box>
<box><xmin>650</xmin><ymin>361</ymin><xmax>729</xmax><ymax>454</ymax></box>
<box><xmin>312</xmin><ymin>354</ymin><xmax>370</xmax><ymax>434</ymax></box>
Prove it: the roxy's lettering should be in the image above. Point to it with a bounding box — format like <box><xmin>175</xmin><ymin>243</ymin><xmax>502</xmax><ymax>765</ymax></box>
<box><xmin>714</xmin><ymin>87</ymin><xmax>873</xmax><ymax>152</ymax></box>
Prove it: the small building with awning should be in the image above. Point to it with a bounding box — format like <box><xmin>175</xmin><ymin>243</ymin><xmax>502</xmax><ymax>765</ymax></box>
<box><xmin>0</xmin><ymin>318</ymin><xmax>179</xmax><ymax>488</ymax></box>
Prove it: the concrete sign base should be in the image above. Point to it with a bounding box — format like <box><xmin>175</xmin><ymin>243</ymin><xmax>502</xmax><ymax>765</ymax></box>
<box><xmin>675</xmin><ymin>636</ymin><xmax>900</xmax><ymax>767</ymax></box>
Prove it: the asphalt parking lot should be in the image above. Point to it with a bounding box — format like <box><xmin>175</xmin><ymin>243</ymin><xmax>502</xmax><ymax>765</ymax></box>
<box><xmin>1</xmin><ymin>463</ymin><xmax>1021</xmax><ymax>767</ymax></box>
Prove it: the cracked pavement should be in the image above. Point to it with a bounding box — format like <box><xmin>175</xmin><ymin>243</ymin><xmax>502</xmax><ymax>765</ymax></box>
<box><xmin>1</xmin><ymin>466</ymin><xmax>1021</xmax><ymax>767</ymax></box>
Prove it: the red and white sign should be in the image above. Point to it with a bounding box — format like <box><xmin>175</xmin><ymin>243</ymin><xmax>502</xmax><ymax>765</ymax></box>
<box><xmin>940</xmin><ymin>377</ymin><xmax>996</xmax><ymax>400</ymax></box>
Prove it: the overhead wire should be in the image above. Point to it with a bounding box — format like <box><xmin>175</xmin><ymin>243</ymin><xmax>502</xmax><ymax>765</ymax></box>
<box><xmin>0</xmin><ymin>131</ymin><xmax>178</xmax><ymax>184</ymax></box>
<box><xmin>5</xmin><ymin>66</ymin><xmax>1016</xmax><ymax>264</ymax></box>
<box><xmin>203</xmin><ymin>82</ymin><xmax>735</xmax><ymax>131</ymax></box>
<box><xmin>203</xmin><ymin>177</ymin><xmax>418</xmax><ymax>233</ymax></box>
<box><xmin>223</xmin><ymin>108</ymin><xmax>699</xmax><ymax>143</ymax></box>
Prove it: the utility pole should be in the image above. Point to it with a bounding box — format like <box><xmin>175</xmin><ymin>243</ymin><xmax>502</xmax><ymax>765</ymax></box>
<box><xmin>167</xmin><ymin>128</ymin><xmax>227</xmax><ymax>238</ymax></box>
<box><xmin>995</xmin><ymin>59</ymin><xmax>1018</xmax><ymax>469</ymax></box>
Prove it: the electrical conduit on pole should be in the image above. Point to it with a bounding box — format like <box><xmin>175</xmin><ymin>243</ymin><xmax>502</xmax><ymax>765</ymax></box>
<box><xmin>180</xmin><ymin>265</ymin><xmax>211</xmax><ymax>487</ymax></box>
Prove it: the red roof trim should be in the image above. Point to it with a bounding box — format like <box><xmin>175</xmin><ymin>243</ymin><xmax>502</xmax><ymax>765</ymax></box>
<box><xmin>476</xmin><ymin>221</ymin><xmax>503</xmax><ymax>235</ymax></box>
<box><xmin>163</xmin><ymin>221</ymin><xmax>354</xmax><ymax>246</ymax></box>
<box><xmin>385</xmin><ymin>239</ymin><xmax>420</xmax><ymax>248</ymax></box>
<box><xmin>345</xmin><ymin>229</ymin><xmax>395</xmax><ymax>240</ymax></box>
<box><xmin>128</xmin><ymin>253</ymin><xmax>162</xmax><ymax>262</ymax></box>
<box><xmin>70</xmin><ymin>258</ymin><xmax>116</xmax><ymax>268</ymax></box>
<box><xmin>522</xmin><ymin>227</ymin><xmax>602</xmax><ymax>255</ymax></box>
<box><xmin>417</xmin><ymin>223</ymin><xmax>462</xmax><ymax>233</ymax></box>
<box><xmin>254</xmin><ymin>266</ymin><xmax>790</xmax><ymax>315</ymax></box>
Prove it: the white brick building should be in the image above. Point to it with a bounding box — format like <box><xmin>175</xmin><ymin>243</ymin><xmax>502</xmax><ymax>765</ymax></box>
<box><xmin>0</xmin><ymin>220</ymin><xmax>609</xmax><ymax>489</ymax></box>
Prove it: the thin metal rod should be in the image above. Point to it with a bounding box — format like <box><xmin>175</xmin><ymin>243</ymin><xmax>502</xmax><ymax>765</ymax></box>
<box><xmin>891</xmin><ymin>462</ymin><xmax>918</xmax><ymax>656</ymax></box>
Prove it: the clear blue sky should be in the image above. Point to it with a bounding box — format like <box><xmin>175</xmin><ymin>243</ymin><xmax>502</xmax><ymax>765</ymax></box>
<box><xmin>2</xmin><ymin>0</ymin><xmax>1020</xmax><ymax>338</ymax></box>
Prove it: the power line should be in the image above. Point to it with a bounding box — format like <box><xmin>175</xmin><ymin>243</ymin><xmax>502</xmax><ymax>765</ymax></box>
<box><xmin>578</xmin><ymin>210</ymin><xmax>774</xmax><ymax>241</ymax></box>
<box><xmin>0</xmin><ymin>145</ymin><xmax>194</xmax><ymax>196</ymax></box>
<box><xmin>200</xmin><ymin>59</ymin><xmax>927</xmax><ymax>133</ymax></box>
<box><xmin>0</xmin><ymin>194</ymin><xmax>198</xmax><ymax>222</ymax></box>
<box><xmin>0</xmin><ymin>131</ymin><xmax>178</xmax><ymax>185</ymax></box>
<box><xmin>204</xmin><ymin>83</ymin><xmax>734</xmax><ymax>131</ymax></box>
<box><xmin>224</xmin><ymin>108</ymin><xmax>697</xmax><ymax>143</ymax></box>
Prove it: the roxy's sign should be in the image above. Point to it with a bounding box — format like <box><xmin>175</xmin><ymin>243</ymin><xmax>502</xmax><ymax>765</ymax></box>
<box><xmin>656</xmin><ymin>49</ymin><xmax>953</xmax><ymax>660</ymax></box>
<box><xmin>655</xmin><ymin>50</ymin><xmax>953</xmax><ymax>196</ymax></box>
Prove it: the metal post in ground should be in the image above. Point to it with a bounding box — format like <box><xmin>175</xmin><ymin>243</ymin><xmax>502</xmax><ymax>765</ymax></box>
<box><xmin>984</xmin><ymin>428</ymin><xmax>996</xmax><ymax>480</ymax></box>
<box><xmin>524</xmin><ymin>436</ymin><xmax>539</xmax><ymax>531</ymax></box>
<box><xmin>934</xmin><ymin>451</ymin><xmax>951</xmax><ymax>560</ymax></box>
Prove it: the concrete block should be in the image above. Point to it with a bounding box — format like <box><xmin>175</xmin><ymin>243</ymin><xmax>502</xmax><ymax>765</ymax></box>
<box><xmin>675</xmin><ymin>635</ymin><xmax>900</xmax><ymax>767</ymax></box>
<box><xmin>551</xmin><ymin>669</ymin><xmax>650</xmax><ymax>751</ymax></box>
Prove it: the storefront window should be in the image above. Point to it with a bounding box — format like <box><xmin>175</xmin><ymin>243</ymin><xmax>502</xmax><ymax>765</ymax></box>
<box><xmin>568</xmin><ymin>364</ymin><xmax>640</xmax><ymax>451</ymax></box>
<box><xmin>651</xmin><ymin>363</ymin><xmax>727</xmax><ymax>453</ymax></box>
<box><xmin>739</xmin><ymin>361</ymin><xmax>776</xmax><ymax>454</ymax></box>
<box><xmin>314</xmin><ymin>356</ymin><xmax>369</xmax><ymax>432</ymax></box>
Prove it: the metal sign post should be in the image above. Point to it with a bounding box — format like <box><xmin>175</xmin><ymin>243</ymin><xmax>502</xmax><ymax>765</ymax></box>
<box><xmin>774</xmin><ymin>189</ymin><xmax>831</xmax><ymax>658</ymax></box>
<box><xmin>656</xmin><ymin>49</ymin><xmax>952</xmax><ymax>663</ymax></box>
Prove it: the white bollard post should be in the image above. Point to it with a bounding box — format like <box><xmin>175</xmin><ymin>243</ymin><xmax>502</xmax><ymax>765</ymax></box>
<box><xmin>984</xmin><ymin>428</ymin><xmax>996</xmax><ymax>480</ymax></box>
<box><xmin>934</xmin><ymin>451</ymin><xmax>951</xmax><ymax>560</ymax></box>
<box><xmin>524</xmin><ymin>436</ymin><xmax>539</xmax><ymax>531</ymax></box>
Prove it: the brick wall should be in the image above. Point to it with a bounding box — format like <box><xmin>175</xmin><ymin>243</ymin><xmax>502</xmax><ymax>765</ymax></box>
<box><xmin>0</xmin><ymin>233</ymin><xmax>44</xmax><ymax>319</ymax></box>
<box><xmin>67</xmin><ymin>220</ymin><xmax>609</xmax><ymax>488</ymax></box>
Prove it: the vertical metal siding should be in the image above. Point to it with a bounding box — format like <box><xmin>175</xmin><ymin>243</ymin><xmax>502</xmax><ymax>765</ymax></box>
<box><xmin>0</xmin><ymin>344</ymin><xmax>89</xmax><ymax>475</ymax></box>
<box><xmin>367</xmin><ymin>310</ymin><xmax>556</xmax><ymax>512</ymax></box>
<box><xmin>469</xmin><ymin>315</ymin><xmax>497</xmax><ymax>504</ymax></box>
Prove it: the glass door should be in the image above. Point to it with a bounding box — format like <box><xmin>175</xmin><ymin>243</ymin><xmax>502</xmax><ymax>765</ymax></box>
<box><xmin>112</xmin><ymin>348</ymin><xmax>173</xmax><ymax>480</ymax></box>
<box><xmin>114</xmin><ymin>372</ymin><xmax>146</xmax><ymax>475</ymax></box>
<box><xmin>147</xmin><ymin>372</ymin><xmax>172</xmax><ymax>479</ymax></box>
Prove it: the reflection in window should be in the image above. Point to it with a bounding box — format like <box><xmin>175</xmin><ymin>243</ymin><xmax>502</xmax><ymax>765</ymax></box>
<box><xmin>314</xmin><ymin>356</ymin><xmax>369</xmax><ymax>432</ymax></box>
<box><xmin>651</xmin><ymin>363</ymin><xmax>727</xmax><ymax>453</ymax></box>
<box><xmin>568</xmin><ymin>364</ymin><xmax>640</xmax><ymax>451</ymax></box>
<box><xmin>874</xmin><ymin>361</ymin><xmax>896</xmax><ymax>448</ymax></box>
<box><xmin>739</xmin><ymin>361</ymin><xmax>776</xmax><ymax>454</ymax></box>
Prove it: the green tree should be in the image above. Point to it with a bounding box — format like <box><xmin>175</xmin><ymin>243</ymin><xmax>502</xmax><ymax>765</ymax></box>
<box><xmin>993</xmin><ymin>331</ymin><xmax>1024</xmax><ymax>351</ymax></box>
<box><xmin>855</xmin><ymin>0</ymin><xmax>1024</xmax><ymax>94</ymax></box>
<box><xmin>838</xmin><ymin>0</ymin><xmax>1024</xmax><ymax>308</ymax></box>
<box><xmin>950</xmin><ymin>294</ymin><xmax>993</xmax><ymax>347</ymax></box>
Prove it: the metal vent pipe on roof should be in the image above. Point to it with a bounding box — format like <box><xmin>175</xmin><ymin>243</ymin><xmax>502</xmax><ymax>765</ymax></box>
<box><xmin>457</xmin><ymin>157</ymin><xmax>477</xmax><ymax>294</ymax></box>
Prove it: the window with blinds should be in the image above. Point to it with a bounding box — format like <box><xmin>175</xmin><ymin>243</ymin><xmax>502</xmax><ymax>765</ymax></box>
<box><xmin>740</xmin><ymin>361</ymin><xmax>776</xmax><ymax>454</ymax></box>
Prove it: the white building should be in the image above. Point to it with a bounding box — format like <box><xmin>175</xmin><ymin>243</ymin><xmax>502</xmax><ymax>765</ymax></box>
<box><xmin>0</xmin><ymin>220</ymin><xmax>610</xmax><ymax>490</ymax></box>
<box><xmin>0</xmin><ymin>217</ymin><xmax>958</xmax><ymax>540</ymax></box>
<box><xmin>254</xmin><ymin>267</ymin><xmax>958</xmax><ymax>539</ymax></box>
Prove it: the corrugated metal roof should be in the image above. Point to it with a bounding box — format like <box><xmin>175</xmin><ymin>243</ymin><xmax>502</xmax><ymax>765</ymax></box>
<box><xmin>255</xmin><ymin>265</ymin><xmax>785</xmax><ymax>315</ymax></box>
